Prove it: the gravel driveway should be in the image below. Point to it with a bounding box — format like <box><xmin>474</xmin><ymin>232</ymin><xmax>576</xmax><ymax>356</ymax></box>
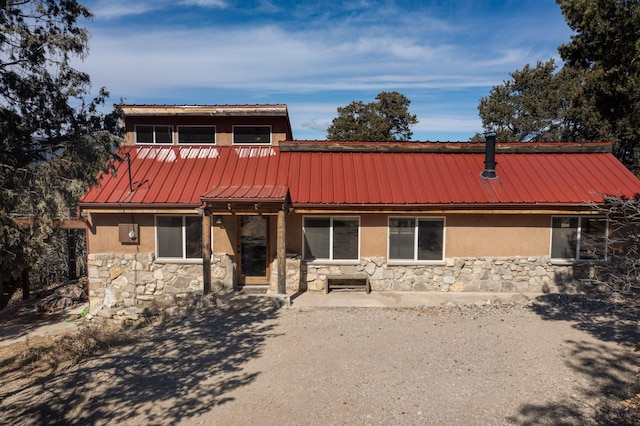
<box><xmin>1</xmin><ymin>294</ymin><xmax>638</xmax><ymax>425</ymax></box>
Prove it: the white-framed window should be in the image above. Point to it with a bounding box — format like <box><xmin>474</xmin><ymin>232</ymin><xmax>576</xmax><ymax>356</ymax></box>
<box><xmin>303</xmin><ymin>216</ymin><xmax>360</xmax><ymax>261</ymax></box>
<box><xmin>550</xmin><ymin>216</ymin><xmax>608</xmax><ymax>261</ymax></box>
<box><xmin>136</xmin><ymin>125</ymin><xmax>173</xmax><ymax>144</ymax></box>
<box><xmin>388</xmin><ymin>217</ymin><xmax>445</xmax><ymax>262</ymax></box>
<box><xmin>178</xmin><ymin>126</ymin><xmax>216</xmax><ymax>144</ymax></box>
<box><xmin>233</xmin><ymin>125</ymin><xmax>271</xmax><ymax>145</ymax></box>
<box><xmin>155</xmin><ymin>215</ymin><xmax>203</xmax><ymax>260</ymax></box>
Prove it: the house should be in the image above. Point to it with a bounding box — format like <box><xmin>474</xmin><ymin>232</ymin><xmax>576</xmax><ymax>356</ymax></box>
<box><xmin>79</xmin><ymin>104</ymin><xmax>640</xmax><ymax>312</ymax></box>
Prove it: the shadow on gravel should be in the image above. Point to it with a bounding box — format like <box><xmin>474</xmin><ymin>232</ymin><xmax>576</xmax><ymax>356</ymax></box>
<box><xmin>510</xmin><ymin>294</ymin><xmax>640</xmax><ymax>425</ymax></box>
<box><xmin>0</xmin><ymin>294</ymin><xmax>282</xmax><ymax>425</ymax></box>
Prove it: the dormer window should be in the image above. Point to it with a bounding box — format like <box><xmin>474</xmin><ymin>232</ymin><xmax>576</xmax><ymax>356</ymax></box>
<box><xmin>233</xmin><ymin>126</ymin><xmax>271</xmax><ymax>145</ymax></box>
<box><xmin>178</xmin><ymin>126</ymin><xmax>216</xmax><ymax>144</ymax></box>
<box><xmin>136</xmin><ymin>125</ymin><xmax>173</xmax><ymax>144</ymax></box>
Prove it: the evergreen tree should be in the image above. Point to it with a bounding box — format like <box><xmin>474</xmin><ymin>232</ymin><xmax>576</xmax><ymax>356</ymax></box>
<box><xmin>477</xmin><ymin>0</ymin><xmax>640</xmax><ymax>172</ymax></box>
<box><xmin>327</xmin><ymin>91</ymin><xmax>418</xmax><ymax>141</ymax></box>
<box><xmin>0</xmin><ymin>0</ymin><xmax>121</xmax><ymax>281</ymax></box>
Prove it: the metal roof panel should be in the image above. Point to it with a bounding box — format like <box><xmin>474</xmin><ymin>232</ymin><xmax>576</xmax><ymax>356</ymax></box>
<box><xmin>81</xmin><ymin>144</ymin><xmax>640</xmax><ymax>209</ymax></box>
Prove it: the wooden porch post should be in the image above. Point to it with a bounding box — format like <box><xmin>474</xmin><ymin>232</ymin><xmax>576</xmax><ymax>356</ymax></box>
<box><xmin>68</xmin><ymin>229</ymin><xmax>77</xmax><ymax>281</ymax></box>
<box><xmin>277</xmin><ymin>208</ymin><xmax>286</xmax><ymax>294</ymax></box>
<box><xmin>21</xmin><ymin>269</ymin><xmax>30</xmax><ymax>300</ymax></box>
<box><xmin>202</xmin><ymin>211</ymin><xmax>212</xmax><ymax>295</ymax></box>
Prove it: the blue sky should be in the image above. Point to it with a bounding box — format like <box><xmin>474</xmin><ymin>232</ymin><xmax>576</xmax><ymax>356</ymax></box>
<box><xmin>77</xmin><ymin>0</ymin><xmax>572</xmax><ymax>141</ymax></box>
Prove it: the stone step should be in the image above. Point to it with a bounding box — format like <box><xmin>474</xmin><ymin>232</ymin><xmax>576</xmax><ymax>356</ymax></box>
<box><xmin>236</xmin><ymin>285</ymin><xmax>269</xmax><ymax>294</ymax></box>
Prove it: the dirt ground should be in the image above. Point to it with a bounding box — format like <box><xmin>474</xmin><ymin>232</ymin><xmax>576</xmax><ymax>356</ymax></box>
<box><xmin>0</xmin><ymin>293</ymin><xmax>639</xmax><ymax>425</ymax></box>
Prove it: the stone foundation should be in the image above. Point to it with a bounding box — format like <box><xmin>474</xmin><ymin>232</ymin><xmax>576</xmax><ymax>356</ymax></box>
<box><xmin>87</xmin><ymin>253</ymin><xmax>600</xmax><ymax>319</ymax></box>
<box><xmin>269</xmin><ymin>255</ymin><xmax>302</xmax><ymax>293</ymax></box>
<box><xmin>87</xmin><ymin>253</ymin><xmax>234</xmax><ymax>314</ymax></box>
<box><xmin>305</xmin><ymin>256</ymin><xmax>599</xmax><ymax>293</ymax></box>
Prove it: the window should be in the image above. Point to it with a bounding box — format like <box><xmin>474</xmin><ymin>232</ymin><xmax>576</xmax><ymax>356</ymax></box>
<box><xmin>136</xmin><ymin>125</ymin><xmax>173</xmax><ymax>144</ymax></box>
<box><xmin>303</xmin><ymin>216</ymin><xmax>359</xmax><ymax>261</ymax></box>
<box><xmin>178</xmin><ymin>126</ymin><xmax>216</xmax><ymax>144</ymax></box>
<box><xmin>156</xmin><ymin>216</ymin><xmax>202</xmax><ymax>259</ymax></box>
<box><xmin>388</xmin><ymin>217</ymin><xmax>444</xmax><ymax>261</ymax></box>
<box><xmin>233</xmin><ymin>126</ymin><xmax>271</xmax><ymax>144</ymax></box>
<box><xmin>551</xmin><ymin>216</ymin><xmax>607</xmax><ymax>261</ymax></box>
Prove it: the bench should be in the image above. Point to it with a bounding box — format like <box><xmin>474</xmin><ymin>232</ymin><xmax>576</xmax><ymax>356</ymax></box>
<box><xmin>324</xmin><ymin>274</ymin><xmax>371</xmax><ymax>294</ymax></box>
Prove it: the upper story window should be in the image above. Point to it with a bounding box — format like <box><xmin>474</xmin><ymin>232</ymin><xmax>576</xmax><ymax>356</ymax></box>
<box><xmin>303</xmin><ymin>216</ymin><xmax>360</xmax><ymax>261</ymax></box>
<box><xmin>178</xmin><ymin>126</ymin><xmax>216</xmax><ymax>144</ymax></box>
<box><xmin>136</xmin><ymin>125</ymin><xmax>173</xmax><ymax>144</ymax></box>
<box><xmin>233</xmin><ymin>126</ymin><xmax>271</xmax><ymax>145</ymax></box>
<box><xmin>551</xmin><ymin>216</ymin><xmax>608</xmax><ymax>261</ymax></box>
<box><xmin>156</xmin><ymin>215</ymin><xmax>202</xmax><ymax>260</ymax></box>
<box><xmin>388</xmin><ymin>217</ymin><xmax>445</xmax><ymax>262</ymax></box>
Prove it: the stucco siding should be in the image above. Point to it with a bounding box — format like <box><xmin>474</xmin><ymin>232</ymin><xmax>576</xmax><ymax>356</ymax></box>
<box><xmin>446</xmin><ymin>214</ymin><xmax>550</xmax><ymax>257</ymax></box>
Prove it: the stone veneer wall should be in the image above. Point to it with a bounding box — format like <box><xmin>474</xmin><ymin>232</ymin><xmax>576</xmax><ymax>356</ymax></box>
<box><xmin>269</xmin><ymin>256</ymin><xmax>302</xmax><ymax>293</ymax></box>
<box><xmin>87</xmin><ymin>253</ymin><xmax>234</xmax><ymax>311</ymax></box>
<box><xmin>305</xmin><ymin>256</ymin><xmax>598</xmax><ymax>293</ymax></box>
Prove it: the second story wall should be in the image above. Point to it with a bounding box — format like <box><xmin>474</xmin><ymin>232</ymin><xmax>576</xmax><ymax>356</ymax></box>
<box><xmin>120</xmin><ymin>104</ymin><xmax>293</xmax><ymax>146</ymax></box>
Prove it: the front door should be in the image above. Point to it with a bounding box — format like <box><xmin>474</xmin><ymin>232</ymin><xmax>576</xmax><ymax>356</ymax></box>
<box><xmin>239</xmin><ymin>216</ymin><xmax>269</xmax><ymax>285</ymax></box>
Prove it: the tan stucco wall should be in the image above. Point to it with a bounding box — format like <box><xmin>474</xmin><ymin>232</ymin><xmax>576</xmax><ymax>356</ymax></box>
<box><xmin>286</xmin><ymin>213</ymin><xmax>552</xmax><ymax>259</ymax></box>
<box><xmin>285</xmin><ymin>214</ymin><xmax>303</xmax><ymax>256</ymax></box>
<box><xmin>213</xmin><ymin>216</ymin><xmax>235</xmax><ymax>255</ymax></box>
<box><xmin>87</xmin><ymin>212</ymin><xmax>553</xmax><ymax>259</ymax></box>
<box><xmin>122</xmin><ymin>115</ymin><xmax>291</xmax><ymax>146</ymax></box>
<box><xmin>446</xmin><ymin>214</ymin><xmax>550</xmax><ymax>257</ymax></box>
<box><xmin>360</xmin><ymin>215</ymin><xmax>387</xmax><ymax>258</ymax></box>
<box><xmin>87</xmin><ymin>214</ymin><xmax>156</xmax><ymax>254</ymax></box>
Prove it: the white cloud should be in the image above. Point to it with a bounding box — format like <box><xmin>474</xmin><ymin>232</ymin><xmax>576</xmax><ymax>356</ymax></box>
<box><xmin>77</xmin><ymin>0</ymin><xmax>568</xmax><ymax>140</ymax></box>
<box><xmin>419</xmin><ymin>117</ymin><xmax>480</xmax><ymax>133</ymax></box>
<box><xmin>82</xmin><ymin>22</ymin><xmax>522</xmax><ymax>98</ymax></box>
<box><xmin>86</xmin><ymin>0</ymin><xmax>227</xmax><ymax>20</ymax></box>
<box><xmin>89</xmin><ymin>2</ymin><xmax>157</xmax><ymax>19</ymax></box>
<box><xmin>179</xmin><ymin>0</ymin><xmax>228</xmax><ymax>8</ymax></box>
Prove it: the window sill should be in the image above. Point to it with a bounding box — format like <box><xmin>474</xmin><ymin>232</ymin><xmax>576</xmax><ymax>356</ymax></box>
<box><xmin>135</xmin><ymin>142</ymin><xmax>173</xmax><ymax>145</ymax></box>
<box><xmin>550</xmin><ymin>259</ymin><xmax>607</xmax><ymax>266</ymax></box>
<box><xmin>303</xmin><ymin>259</ymin><xmax>360</xmax><ymax>265</ymax></box>
<box><xmin>155</xmin><ymin>258</ymin><xmax>204</xmax><ymax>265</ymax></box>
<box><xmin>387</xmin><ymin>260</ymin><xmax>445</xmax><ymax>266</ymax></box>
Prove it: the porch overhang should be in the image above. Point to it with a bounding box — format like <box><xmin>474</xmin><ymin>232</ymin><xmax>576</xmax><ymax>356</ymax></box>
<box><xmin>199</xmin><ymin>184</ymin><xmax>290</xmax><ymax>295</ymax></box>
<box><xmin>200</xmin><ymin>185</ymin><xmax>291</xmax><ymax>212</ymax></box>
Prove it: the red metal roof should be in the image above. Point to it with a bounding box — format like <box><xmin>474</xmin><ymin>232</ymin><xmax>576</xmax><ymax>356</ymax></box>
<box><xmin>201</xmin><ymin>185</ymin><xmax>290</xmax><ymax>203</ymax></box>
<box><xmin>80</xmin><ymin>143</ymin><xmax>640</xmax><ymax>209</ymax></box>
<box><xmin>286</xmin><ymin>150</ymin><xmax>640</xmax><ymax>206</ymax></box>
<box><xmin>81</xmin><ymin>146</ymin><xmax>289</xmax><ymax>207</ymax></box>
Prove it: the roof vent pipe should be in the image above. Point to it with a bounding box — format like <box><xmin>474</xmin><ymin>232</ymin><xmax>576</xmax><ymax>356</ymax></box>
<box><xmin>482</xmin><ymin>132</ymin><xmax>497</xmax><ymax>179</ymax></box>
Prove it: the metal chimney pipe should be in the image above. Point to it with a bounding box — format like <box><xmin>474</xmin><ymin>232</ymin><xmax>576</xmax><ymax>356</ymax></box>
<box><xmin>482</xmin><ymin>132</ymin><xmax>497</xmax><ymax>179</ymax></box>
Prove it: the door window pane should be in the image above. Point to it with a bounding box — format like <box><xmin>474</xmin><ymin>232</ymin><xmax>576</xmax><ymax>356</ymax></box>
<box><xmin>241</xmin><ymin>216</ymin><xmax>267</xmax><ymax>276</ymax></box>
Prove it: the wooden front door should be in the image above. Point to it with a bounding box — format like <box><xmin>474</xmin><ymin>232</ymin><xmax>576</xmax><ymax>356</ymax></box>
<box><xmin>239</xmin><ymin>216</ymin><xmax>269</xmax><ymax>285</ymax></box>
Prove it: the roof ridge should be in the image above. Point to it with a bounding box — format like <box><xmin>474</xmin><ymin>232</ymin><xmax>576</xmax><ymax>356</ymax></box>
<box><xmin>279</xmin><ymin>140</ymin><xmax>613</xmax><ymax>154</ymax></box>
